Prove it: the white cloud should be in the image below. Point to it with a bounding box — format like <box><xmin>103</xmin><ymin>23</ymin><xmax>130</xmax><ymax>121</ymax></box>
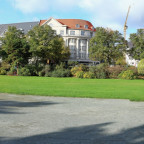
<box><xmin>11</xmin><ymin>0</ymin><xmax>144</xmax><ymax>38</ymax></box>
<box><xmin>12</xmin><ymin>0</ymin><xmax>78</xmax><ymax>13</ymax></box>
<box><xmin>12</xmin><ymin>0</ymin><xmax>50</xmax><ymax>13</ymax></box>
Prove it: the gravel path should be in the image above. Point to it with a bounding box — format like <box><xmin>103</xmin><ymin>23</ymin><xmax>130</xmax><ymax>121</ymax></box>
<box><xmin>0</xmin><ymin>93</ymin><xmax>144</xmax><ymax>144</ymax></box>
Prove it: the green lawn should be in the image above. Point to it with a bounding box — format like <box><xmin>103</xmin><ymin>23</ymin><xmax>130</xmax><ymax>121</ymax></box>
<box><xmin>0</xmin><ymin>75</ymin><xmax>144</xmax><ymax>101</ymax></box>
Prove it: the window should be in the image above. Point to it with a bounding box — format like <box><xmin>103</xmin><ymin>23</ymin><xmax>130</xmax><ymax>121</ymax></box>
<box><xmin>80</xmin><ymin>39</ymin><xmax>86</xmax><ymax>44</ymax></box>
<box><xmin>81</xmin><ymin>53</ymin><xmax>86</xmax><ymax>59</ymax></box>
<box><xmin>82</xmin><ymin>46</ymin><xmax>86</xmax><ymax>51</ymax></box>
<box><xmin>76</xmin><ymin>24</ymin><xmax>80</xmax><ymax>28</ymax></box>
<box><xmin>70</xmin><ymin>45</ymin><xmax>76</xmax><ymax>50</ymax></box>
<box><xmin>84</xmin><ymin>25</ymin><xmax>88</xmax><ymax>29</ymax></box>
<box><xmin>70</xmin><ymin>31</ymin><xmax>75</xmax><ymax>35</ymax></box>
<box><xmin>90</xmin><ymin>32</ymin><xmax>93</xmax><ymax>37</ymax></box>
<box><xmin>70</xmin><ymin>39</ymin><xmax>76</xmax><ymax>43</ymax></box>
<box><xmin>81</xmin><ymin>30</ymin><xmax>85</xmax><ymax>36</ymax></box>
<box><xmin>60</xmin><ymin>30</ymin><xmax>64</xmax><ymax>35</ymax></box>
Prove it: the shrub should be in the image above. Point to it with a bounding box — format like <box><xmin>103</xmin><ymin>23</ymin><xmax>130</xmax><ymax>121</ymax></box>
<box><xmin>127</xmin><ymin>66</ymin><xmax>138</xmax><ymax>76</ymax></box>
<box><xmin>71</xmin><ymin>64</ymin><xmax>88</xmax><ymax>77</ymax></box>
<box><xmin>0</xmin><ymin>68</ymin><xmax>6</xmax><ymax>75</ymax></box>
<box><xmin>6</xmin><ymin>67</ymin><xmax>17</xmax><ymax>75</ymax></box>
<box><xmin>55</xmin><ymin>63</ymin><xmax>65</xmax><ymax>70</ymax></box>
<box><xmin>107</xmin><ymin>65</ymin><xmax>125</xmax><ymax>79</ymax></box>
<box><xmin>83</xmin><ymin>72</ymin><xmax>95</xmax><ymax>79</ymax></box>
<box><xmin>7</xmin><ymin>71</ymin><xmax>13</xmax><ymax>75</ymax></box>
<box><xmin>68</xmin><ymin>61</ymin><xmax>78</xmax><ymax>67</ymax></box>
<box><xmin>138</xmin><ymin>59</ymin><xmax>144</xmax><ymax>75</ymax></box>
<box><xmin>71</xmin><ymin>66</ymin><xmax>82</xmax><ymax>76</ymax></box>
<box><xmin>51</xmin><ymin>69</ymin><xmax>71</xmax><ymax>77</ymax></box>
<box><xmin>75</xmin><ymin>71</ymin><xmax>84</xmax><ymax>78</ymax></box>
<box><xmin>18</xmin><ymin>67</ymin><xmax>31</xmax><ymax>76</ymax></box>
<box><xmin>89</xmin><ymin>64</ymin><xmax>107</xmax><ymax>79</ymax></box>
<box><xmin>26</xmin><ymin>64</ymin><xmax>43</xmax><ymax>76</ymax></box>
<box><xmin>118</xmin><ymin>70</ymin><xmax>135</xmax><ymax>80</ymax></box>
<box><xmin>39</xmin><ymin>65</ymin><xmax>51</xmax><ymax>77</ymax></box>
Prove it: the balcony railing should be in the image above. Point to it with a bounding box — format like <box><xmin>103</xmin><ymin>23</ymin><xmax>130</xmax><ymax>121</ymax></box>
<box><xmin>62</xmin><ymin>33</ymin><xmax>92</xmax><ymax>37</ymax></box>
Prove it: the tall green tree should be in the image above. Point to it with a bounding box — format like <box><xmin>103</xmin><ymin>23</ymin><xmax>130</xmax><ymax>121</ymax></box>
<box><xmin>0</xmin><ymin>26</ymin><xmax>31</xmax><ymax>67</ymax></box>
<box><xmin>129</xmin><ymin>29</ymin><xmax>144</xmax><ymax>60</ymax></box>
<box><xmin>89</xmin><ymin>27</ymin><xmax>126</xmax><ymax>65</ymax></box>
<box><xmin>27</xmin><ymin>25</ymin><xmax>70</xmax><ymax>64</ymax></box>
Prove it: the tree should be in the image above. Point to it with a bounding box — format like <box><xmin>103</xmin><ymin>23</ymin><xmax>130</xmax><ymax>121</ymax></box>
<box><xmin>0</xmin><ymin>26</ymin><xmax>31</xmax><ymax>67</ymax></box>
<box><xmin>138</xmin><ymin>59</ymin><xmax>144</xmax><ymax>75</ymax></box>
<box><xmin>129</xmin><ymin>29</ymin><xmax>144</xmax><ymax>60</ymax></box>
<box><xmin>89</xmin><ymin>27</ymin><xmax>126</xmax><ymax>65</ymax></box>
<box><xmin>27</xmin><ymin>25</ymin><xmax>70</xmax><ymax>64</ymax></box>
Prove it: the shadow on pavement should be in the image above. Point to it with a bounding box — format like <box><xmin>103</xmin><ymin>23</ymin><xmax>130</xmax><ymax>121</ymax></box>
<box><xmin>0</xmin><ymin>100</ymin><xmax>59</xmax><ymax>114</ymax></box>
<box><xmin>0</xmin><ymin>123</ymin><xmax>143</xmax><ymax>144</ymax></box>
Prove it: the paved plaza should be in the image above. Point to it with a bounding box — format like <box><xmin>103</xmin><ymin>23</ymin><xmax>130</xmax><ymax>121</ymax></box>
<box><xmin>0</xmin><ymin>93</ymin><xmax>144</xmax><ymax>144</ymax></box>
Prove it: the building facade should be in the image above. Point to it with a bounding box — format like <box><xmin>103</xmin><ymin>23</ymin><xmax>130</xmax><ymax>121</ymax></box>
<box><xmin>40</xmin><ymin>17</ymin><xmax>96</xmax><ymax>64</ymax></box>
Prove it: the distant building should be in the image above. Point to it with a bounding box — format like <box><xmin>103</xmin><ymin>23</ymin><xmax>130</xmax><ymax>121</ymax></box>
<box><xmin>126</xmin><ymin>42</ymin><xmax>139</xmax><ymax>67</ymax></box>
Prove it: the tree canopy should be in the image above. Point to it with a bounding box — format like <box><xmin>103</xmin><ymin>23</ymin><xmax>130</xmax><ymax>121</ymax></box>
<box><xmin>129</xmin><ymin>29</ymin><xmax>144</xmax><ymax>60</ymax></box>
<box><xmin>89</xmin><ymin>27</ymin><xmax>126</xmax><ymax>65</ymax></box>
<box><xmin>27</xmin><ymin>25</ymin><xmax>70</xmax><ymax>64</ymax></box>
<box><xmin>0</xmin><ymin>26</ymin><xmax>31</xmax><ymax>67</ymax></box>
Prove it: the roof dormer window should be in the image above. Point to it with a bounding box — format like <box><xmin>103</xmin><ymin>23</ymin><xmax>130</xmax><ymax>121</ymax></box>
<box><xmin>84</xmin><ymin>25</ymin><xmax>88</xmax><ymax>29</ymax></box>
<box><xmin>76</xmin><ymin>24</ymin><xmax>80</xmax><ymax>28</ymax></box>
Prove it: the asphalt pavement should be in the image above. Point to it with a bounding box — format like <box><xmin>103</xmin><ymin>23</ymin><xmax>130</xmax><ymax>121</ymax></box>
<box><xmin>0</xmin><ymin>93</ymin><xmax>144</xmax><ymax>144</ymax></box>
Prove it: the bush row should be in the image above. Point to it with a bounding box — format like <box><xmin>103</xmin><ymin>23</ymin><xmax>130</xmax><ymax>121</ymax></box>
<box><xmin>0</xmin><ymin>62</ymin><xmax>141</xmax><ymax>80</ymax></box>
<box><xmin>71</xmin><ymin>64</ymin><xmax>137</xmax><ymax>80</ymax></box>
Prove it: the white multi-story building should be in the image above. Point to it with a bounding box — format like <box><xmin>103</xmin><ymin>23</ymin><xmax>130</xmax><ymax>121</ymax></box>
<box><xmin>40</xmin><ymin>17</ymin><xmax>97</xmax><ymax>64</ymax></box>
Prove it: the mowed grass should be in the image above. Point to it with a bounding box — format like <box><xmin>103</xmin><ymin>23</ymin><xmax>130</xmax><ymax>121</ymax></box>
<box><xmin>0</xmin><ymin>75</ymin><xmax>144</xmax><ymax>101</ymax></box>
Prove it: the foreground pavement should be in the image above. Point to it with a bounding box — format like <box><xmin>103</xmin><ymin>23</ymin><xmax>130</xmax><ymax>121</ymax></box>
<box><xmin>0</xmin><ymin>93</ymin><xmax>144</xmax><ymax>144</ymax></box>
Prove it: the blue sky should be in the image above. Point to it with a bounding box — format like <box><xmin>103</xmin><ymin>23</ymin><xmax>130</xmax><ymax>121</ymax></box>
<box><xmin>0</xmin><ymin>0</ymin><xmax>144</xmax><ymax>40</ymax></box>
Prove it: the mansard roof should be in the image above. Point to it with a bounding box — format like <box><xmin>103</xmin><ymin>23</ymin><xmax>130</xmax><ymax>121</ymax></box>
<box><xmin>0</xmin><ymin>21</ymin><xmax>39</xmax><ymax>36</ymax></box>
<box><xmin>40</xmin><ymin>19</ymin><xmax>95</xmax><ymax>31</ymax></box>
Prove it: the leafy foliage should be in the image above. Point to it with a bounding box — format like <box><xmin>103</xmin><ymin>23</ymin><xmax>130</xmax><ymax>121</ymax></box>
<box><xmin>89</xmin><ymin>27</ymin><xmax>126</xmax><ymax>64</ymax></box>
<box><xmin>115</xmin><ymin>56</ymin><xmax>127</xmax><ymax>66</ymax></box>
<box><xmin>0</xmin><ymin>26</ymin><xmax>31</xmax><ymax>67</ymax></box>
<box><xmin>27</xmin><ymin>25</ymin><xmax>70</xmax><ymax>64</ymax></box>
<box><xmin>0</xmin><ymin>68</ymin><xmax>6</xmax><ymax>75</ymax></box>
<box><xmin>138</xmin><ymin>59</ymin><xmax>144</xmax><ymax>75</ymax></box>
<box><xmin>107</xmin><ymin>65</ymin><xmax>125</xmax><ymax>79</ymax></box>
<box><xmin>129</xmin><ymin>29</ymin><xmax>144</xmax><ymax>60</ymax></box>
<box><xmin>83</xmin><ymin>72</ymin><xmax>95</xmax><ymax>79</ymax></box>
<box><xmin>75</xmin><ymin>71</ymin><xmax>85</xmax><ymax>78</ymax></box>
<box><xmin>18</xmin><ymin>67</ymin><xmax>31</xmax><ymax>76</ymax></box>
<box><xmin>71</xmin><ymin>64</ymin><xmax>88</xmax><ymax>77</ymax></box>
<box><xmin>50</xmin><ymin>63</ymin><xmax>71</xmax><ymax>77</ymax></box>
<box><xmin>89</xmin><ymin>64</ymin><xmax>107</xmax><ymax>79</ymax></box>
<box><xmin>118</xmin><ymin>70</ymin><xmax>135</xmax><ymax>80</ymax></box>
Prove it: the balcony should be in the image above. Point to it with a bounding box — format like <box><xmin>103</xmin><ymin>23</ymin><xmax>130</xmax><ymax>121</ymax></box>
<box><xmin>63</xmin><ymin>33</ymin><xmax>92</xmax><ymax>38</ymax></box>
